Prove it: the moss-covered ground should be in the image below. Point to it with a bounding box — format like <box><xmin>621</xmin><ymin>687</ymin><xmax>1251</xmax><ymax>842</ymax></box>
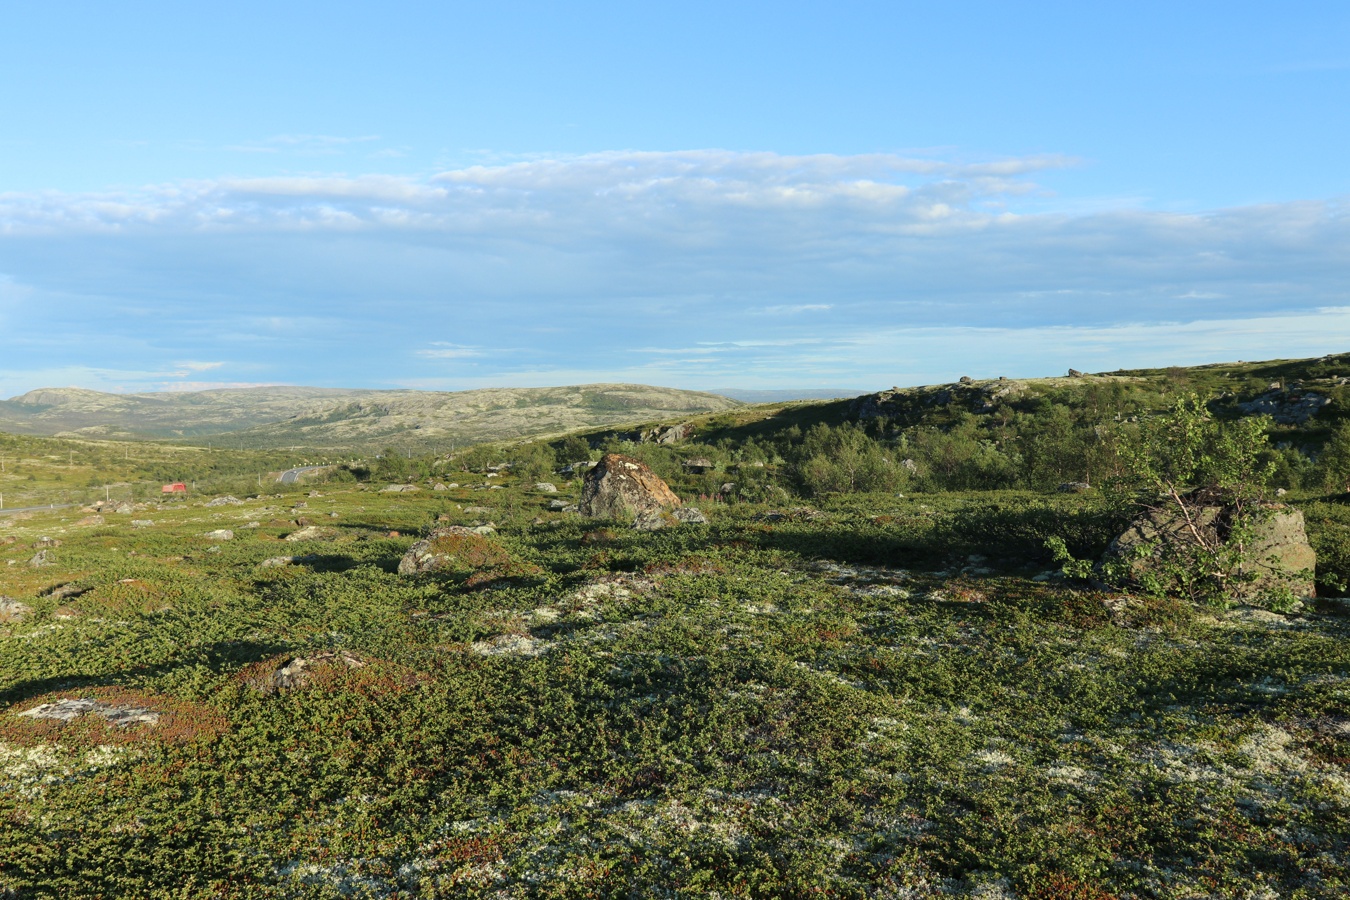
<box><xmin>2</xmin><ymin>478</ymin><xmax>1349</xmax><ymax>898</ymax></box>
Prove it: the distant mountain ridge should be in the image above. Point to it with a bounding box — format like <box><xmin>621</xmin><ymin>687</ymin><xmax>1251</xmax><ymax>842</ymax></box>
<box><xmin>0</xmin><ymin>384</ymin><xmax>741</xmax><ymax>449</ymax></box>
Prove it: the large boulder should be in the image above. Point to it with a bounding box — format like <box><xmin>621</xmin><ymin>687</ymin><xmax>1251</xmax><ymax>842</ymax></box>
<box><xmin>397</xmin><ymin>526</ymin><xmax>512</xmax><ymax>575</ymax></box>
<box><xmin>1101</xmin><ymin>503</ymin><xmax>1315</xmax><ymax>600</ymax></box>
<box><xmin>579</xmin><ymin>453</ymin><xmax>682</xmax><ymax>520</ymax></box>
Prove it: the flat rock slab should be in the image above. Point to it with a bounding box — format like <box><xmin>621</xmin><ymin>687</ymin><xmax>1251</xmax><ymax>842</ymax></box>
<box><xmin>202</xmin><ymin>530</ymin><xmax>235</xmax><ymax>541</ymax></box>
<box><xmin>18</xmin><ymin>698</ymin><xmax>160</xmax><ymax>728</ymax></box>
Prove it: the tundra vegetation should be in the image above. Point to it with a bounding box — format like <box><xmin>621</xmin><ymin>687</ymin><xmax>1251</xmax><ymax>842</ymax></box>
<box><xmin>2</xmin><ymin>355</ymin><xmax>1350</xmax><ymax>898</ymax></box>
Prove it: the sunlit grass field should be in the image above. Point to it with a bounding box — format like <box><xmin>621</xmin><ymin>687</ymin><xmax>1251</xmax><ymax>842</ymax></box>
<box><xmin>2</xmin><ymin>476</ymin><xmax>1349</xmax><ymax>897</ymax></box>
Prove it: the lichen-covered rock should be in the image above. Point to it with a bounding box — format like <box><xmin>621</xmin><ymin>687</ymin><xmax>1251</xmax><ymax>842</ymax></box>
<box><xmin>579</xmin><ymin>453</ymin><xmax>681</xmax><ymax>520</ymax></box>
<box><xmin>0</xmin><ymin>597</ymin><xmax>31</xmax><ymax>622</ymax></box>
<box><xmin>284</xmin><ymin>525</ymin><xmax>335</xmax><ymax>542</ymax></box>
<box><xmin>397</xmin><ymin>526</ymin><xmax>512</xmax><ymax>575</ymax></box>
<box><xmin>202</xmin><ymin>529</ymin><xmax>234</xmax><ymax>541</ymax></box>
<box><xmin>1101</xmin><ymin>503</ymin><xmax>1315</xmax><ymax>600</ymax></box>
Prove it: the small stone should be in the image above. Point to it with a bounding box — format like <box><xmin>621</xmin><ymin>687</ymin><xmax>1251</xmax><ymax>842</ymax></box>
<box><xmin>28</xmin><ymin>550</ymin><xmax>53</xmax><ymax>568</ymax></box>
<box><xmin>205</xmin><ymin>496</ymin><xmax>244</xmax><ymax>507</ymax></box>
<box><xmin>260</xmin><ymin>556</ymin><xmax>296</xmax><ymax>568</ymax></box>
<box><xmin>131</xmin><ymin>519</ymin><xmax>155</xmax><ymax>528</ymax></box>
<box><xmin>202</xmin><ymin>530</ymin><xmax>234</xmax><ymax>541</ymax></box>
<box><xmin>534</xmin><ymin>482</ymin><xmax>558</xmax><ymax>493</ymax></box>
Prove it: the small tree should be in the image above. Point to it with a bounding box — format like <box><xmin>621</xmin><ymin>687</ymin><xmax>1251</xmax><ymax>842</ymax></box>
<box><xmin>1316</xmin><ymin>421</ymin><xmax>1350</xmax><ymax>493</ymax></box>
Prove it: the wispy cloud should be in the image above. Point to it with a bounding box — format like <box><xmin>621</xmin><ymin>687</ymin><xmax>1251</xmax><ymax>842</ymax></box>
<box><xmin>416</xmin><ymin>343</ymin><xmax>485</xmax><ymax>360</ymax></box>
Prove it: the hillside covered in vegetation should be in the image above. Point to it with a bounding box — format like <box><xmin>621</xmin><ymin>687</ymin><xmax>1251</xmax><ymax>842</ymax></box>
<box><xmin>3</xmin><ymin>353</ymin><xmax>1350</xmax><ymax>897</ymax></box>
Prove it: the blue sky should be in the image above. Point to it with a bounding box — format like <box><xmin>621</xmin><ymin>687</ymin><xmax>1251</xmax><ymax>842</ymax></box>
<box><xmin>1</xmin><ymin>1</ymin><xmax>1347</xmax><ymax>396</ymax></box>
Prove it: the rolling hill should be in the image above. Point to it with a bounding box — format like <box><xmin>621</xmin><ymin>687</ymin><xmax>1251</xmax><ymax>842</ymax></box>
<box><xmin>0</xmin><ymin>384</ymin><xmax>741</xmax><ymax>450</ymax></box>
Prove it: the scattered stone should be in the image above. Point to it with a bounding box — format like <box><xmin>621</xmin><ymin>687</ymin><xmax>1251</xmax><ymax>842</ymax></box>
<box><xmin>131</xmin><ymin>519</ymin><xmax>155</xmax><ymax>528</ymax></box>
<box><xmin>445</xmin><ymin>482</ymin><xmax>460</xmax><ymax>488</ymax></box>
<box><xmin>0</xmin><ymin>536</ymin><xmax>15</xmax><ymax>545</ymax></box>
<box><xmin>959</xmin><ymin>375</ymin><xmax>973</xmax><ymax>384</ymax></box>
<box><xmin>1067</xmin><ymin>368</ymin><xmax>1084</xmax><ymax>377</ymax></box>
<box><xmin>381</xmin><ymin>484</ymin><xmax>419</xmax><ymax>493</ymax></box>
<box><xmin>292</xmin><ymin>501</ymin><xmax>307</xmax><ymax>509</ymax></box>
<box><xmin>464</xmin><ymin>506</ymin><xmax>492</xmax><ymax>514</ymax></box>
<box><xmin>18</xmin><ymin>697</ymin><xmax>159</xmax><ymax>727</ymax></box>
<box><xmin>32</xmin><ymin>537</ymin><xmax>61</xmax><ymax>549</ymax></box>
<box><xmin>202</xmin><ymin>529</ymin><xmax>235</xmax><ymax>541</ymax></box>
<box><xmin>0</xmin><ymin>597</ymin><xmax>31</xmax><ymax>622</ymax></box>
<box><xmin>434</xmin><ymin>483</ymin><xmax>448</xmax><ymax>491</ymax></box>
<box><xmin>205</xmin><ymin>496</ymin><xmax>244</xmax><ymax>507</ymax></box>
<box><xmin>682</xmin><ymin>457</ymin><xmax>715</xmax><ymax>474</ymax></box>
<box><xmin>1236</xmin><ymin>390</ymin><xmax>1331</xmax><ymax>425</ymax></box>
<box><xmin>548</xmin><ymin>499</ymin><xmax>570</xmax><ymax>511</ymax></box>
<box><xmin>243</xmin><ymin>521</ymin><xmax>262</xmax><ymax>528</ymax></box>
<box><xmin>244</xmin><ymin>650</ymin><xmax>367</xmax><ymax>695</ymax></box>
<box><xmin>260</xmin><ymin>556</ymin><xmax>296</xmax><ymax>568</ymax></box>
<box><xmin>28</xmin><ymin>550</ymin><xmax>53</xmax><ymax>568</ymax></box>
<box><xmin>580</xmin><ymin>453</ymin><xmax>682</xmax><ymax>520</ymax></box>
<box><xmin>534</xmin><ymin>482</ymin><xmax>558</xmax><ymax>493</ymax></box>
<box><xmin>720</xmin><ymin>482</ymin><xmax>737</xmax><ymax>495</ymax></box>
<box><xmin>632</xmin><ymin>506</ymin><xmax>708</xmax><ymax>531</ymax></box>
<box><xmin>633</xmin><ymin>422</ymin><xmax>695</xmax><ymax>444</ymax></box>
<box><xmin>308</xmin><ymin>491</ymin><xmax>322</xmax><ymax>498</ymax></box>
<box><xmin>46</xmin><ymin>583</ymin><xmax>89</xmax><ymax>600</ymax></box>
<box><xmin>75</xmin><ymin>515</ymin><xmax>105</xmax><ymax>527</ymax></box>
<box><xmin>1057</xmin><ymin>482</ymin><xmax>1091</xmax><ymax>493</ymax></box>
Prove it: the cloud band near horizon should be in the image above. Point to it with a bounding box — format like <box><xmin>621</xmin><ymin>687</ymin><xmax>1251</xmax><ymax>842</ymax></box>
<box><xmin>1</xmin><ymin>150</ymin><xmax>1347</xmax><ymax>397</ymax></box>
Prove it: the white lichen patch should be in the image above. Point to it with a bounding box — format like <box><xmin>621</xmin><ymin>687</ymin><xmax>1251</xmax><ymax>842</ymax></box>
<box><xmin>1046</xmin><ymin>764</ymin><xmax>1095</xmax><ymax>787</ymax></box>
<box><xmin>1237</xmin><ymin>725</ymin><xmax>1309</xmax><ymax>775</ymax></box>
<box><xmin>470</xmin><ymin>633</ymin><xmax>547</xmax><ymax>657</ymax></box>
<box><xmin>974</xmin><ymin>749</ymin><xmax>1015</xmax><ymax>770</ymax></box>
<box><xmin>0</xmin><ymin>742</ymin><xmax>63</xmax><ymax>781</ymax></box>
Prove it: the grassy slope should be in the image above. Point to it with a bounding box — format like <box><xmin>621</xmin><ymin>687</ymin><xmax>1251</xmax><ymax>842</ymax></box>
<box><xmin>2</xmin><ymin>474</ymin><xmax>1349</xmax><ymax>897</ymax></box>
<box><xmin>0</xmin><ymin>433</ymin><xmax>325</xmax><ymax>510</ymax></box>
